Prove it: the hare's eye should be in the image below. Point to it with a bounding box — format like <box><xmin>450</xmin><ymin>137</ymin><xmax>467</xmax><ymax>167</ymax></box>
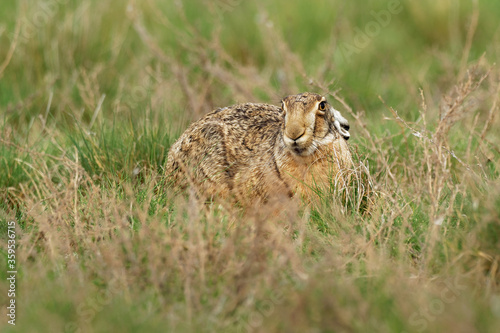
<box><xmin>318</xmin><ymin>101</ymin><xmax>326</xmax><ymax>114</ymax></box>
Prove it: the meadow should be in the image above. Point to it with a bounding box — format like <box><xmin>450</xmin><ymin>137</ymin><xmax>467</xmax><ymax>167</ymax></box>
<box><xmin>1</xmin><ymin>0</ymin><xmax>500</xmax><ymax>332</ymax></box>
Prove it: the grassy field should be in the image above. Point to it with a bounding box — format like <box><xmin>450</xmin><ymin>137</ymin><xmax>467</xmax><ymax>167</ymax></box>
<box><xmin>1</xmin><ymin>0</ymin><xmax>500</xmax><ymax>332</ymax></box>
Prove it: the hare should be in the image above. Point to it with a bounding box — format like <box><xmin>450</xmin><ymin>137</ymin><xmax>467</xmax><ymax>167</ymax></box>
<box><xmin>165</xmin><ymin>92</ymin><xmax>353</xmax><ymax>202</ymax></box>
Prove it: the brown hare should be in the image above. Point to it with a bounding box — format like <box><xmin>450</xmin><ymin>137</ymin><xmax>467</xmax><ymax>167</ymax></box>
<box><xmin>165</xmin><ymin>92</ymin><xmax>353</xmax><ymax>202</ymax></box>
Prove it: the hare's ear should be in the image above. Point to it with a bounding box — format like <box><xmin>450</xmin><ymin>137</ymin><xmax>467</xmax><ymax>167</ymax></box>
<box><xmin>332</xmin><ymin>108</ymin><xmax>350</xmax><ymax>140</ymax></box>
<box><xmin>281</xmin><ymin>100</ymin><xmax>286</xmax><ymax>113</ymax></box>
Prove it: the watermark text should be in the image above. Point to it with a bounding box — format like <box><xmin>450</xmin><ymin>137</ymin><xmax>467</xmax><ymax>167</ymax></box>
<box><xmin>6</xmin><ymin>220</ymin><xmax>17</xmax><ymax>326</ymax></box>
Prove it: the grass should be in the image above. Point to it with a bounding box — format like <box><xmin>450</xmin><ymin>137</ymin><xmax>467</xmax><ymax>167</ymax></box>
<box><xmin>1</xmin><ymin>0</ymin><xmax>500</xmax><ymax>332</ymax></box>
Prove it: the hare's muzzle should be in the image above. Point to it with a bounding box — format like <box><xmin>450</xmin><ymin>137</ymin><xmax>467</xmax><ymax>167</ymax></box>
<box><xmin>284</xmin><ymin>128</ymin><xmax>305</xmax><ymax>142</ymax></box>
<box><xmin>283</xmin><ymin>126</ymin><xmax>314</xmax><ymax>156</ymax></box>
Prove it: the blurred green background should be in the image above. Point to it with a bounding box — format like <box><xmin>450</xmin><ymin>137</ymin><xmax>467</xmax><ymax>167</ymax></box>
<box><xmin>1</xmin><ymin>0</ymin><xmax>499</xmax><ymax>123</ymax></box>
<box><xmin>1</xmin><ymin>1</ymin><xmax>500</xmax><ymax>332</ymax></box>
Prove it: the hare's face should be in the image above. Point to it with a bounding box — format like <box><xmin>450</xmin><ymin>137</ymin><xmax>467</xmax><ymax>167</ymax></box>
<box><xmin>282</xmin><ymin>93</ymin><xmax>350</xmax><ymax>156</ymax></box>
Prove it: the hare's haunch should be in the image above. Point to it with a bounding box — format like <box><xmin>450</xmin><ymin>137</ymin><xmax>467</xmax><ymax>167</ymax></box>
<box><xmin>166</xmin><ymin>92</ymin><xmax>353</xmax><ymax>200</ymax></box>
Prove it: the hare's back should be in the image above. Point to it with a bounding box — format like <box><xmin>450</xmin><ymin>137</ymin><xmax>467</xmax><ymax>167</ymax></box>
<box><xmin>166</xmin><ymin>102</ymin><xmax>284</xmax><ymax>196</ymax></box>
<box><xmin>170</xmin><ymin>102</ymin><xmax>282</xmax><ymax>162</ymax></box>
<box><xmin>197</xmin><ymin>102</ymin><xmax>283</xmax><ymax>153</ymax></box>
<box><xmin>205</xmin><ymin>102</ymin><xmax>283</xmax><ymax>129</ymax></box>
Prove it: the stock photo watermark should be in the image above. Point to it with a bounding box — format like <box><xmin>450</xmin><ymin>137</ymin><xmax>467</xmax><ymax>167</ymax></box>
<box><xmin>64</xmin><ymin>277</ymin><xmax>123</xmax><ymax>333</ymax></box>
<box><xmin>404</xmin><ymin>274</ymin><xmax>469</xmax><ymax>333</ymax></box>
<box><xmin>214</xmin><ymin>0</ymin><xmax>242</xmax><ymax>15</ymax></box>
<box><xmin>236</xmin><ymin>289</ymin><xmax>286</xmax><ymax>333</ymax></box>
<box><xmin>338</xmin><ymin>0</ymin><xmax>403</xmax><ymax>62</ymax></box>
<box><xmin>124</xmin><ymin>69</ymin><xmax>164</xmax><ymax>111</ymax></box>
<box><xmin>6</xmin><ymin>220</ymin><xmax>17</xmax><ymax>326</ymax></box>
<box><xmin>235</xmin><ymin>258</ymin><xmax>315</xmax><ymax>332</ymax></box>
<box><xmin>10</xmin><ymin>0</ymin><xmax>69</xmax><ymax>45</ymax></box>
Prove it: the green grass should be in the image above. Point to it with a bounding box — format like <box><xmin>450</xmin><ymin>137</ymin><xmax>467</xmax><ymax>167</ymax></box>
<box><xmin>1</xmin><ymin>0</ymin><xmax>500</xmax><ymax>332</ymax></box>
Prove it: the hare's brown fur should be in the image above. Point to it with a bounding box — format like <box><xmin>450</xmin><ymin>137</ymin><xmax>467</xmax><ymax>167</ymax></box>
<box><xmin>166</xmin><ymin>93</ymin><xmax>353</xmax><ymax>201</ymax></box>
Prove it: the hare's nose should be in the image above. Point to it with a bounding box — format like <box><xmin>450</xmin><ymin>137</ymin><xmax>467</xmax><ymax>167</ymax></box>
<box><xmin>286</xmin><ymin>129</ymin><xmax>305</xmax><ymax>141</ymax></box>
